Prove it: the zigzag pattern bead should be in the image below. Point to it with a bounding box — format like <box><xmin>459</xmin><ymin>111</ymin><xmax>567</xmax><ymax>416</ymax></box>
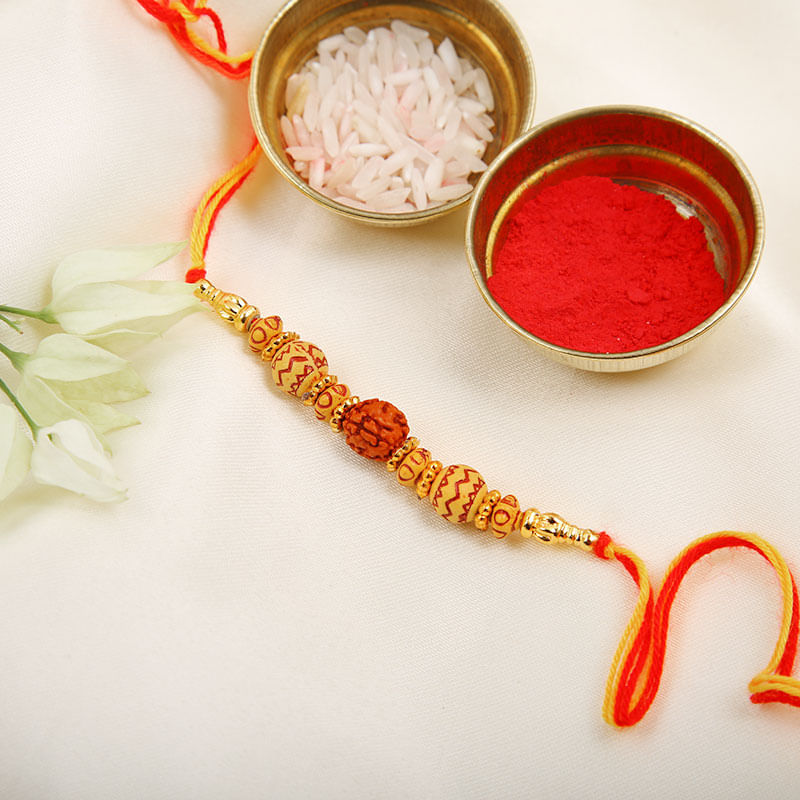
<box><xmin>429</xmin><ymin>464</ymin><xmax>488</xmax><ymax>524</ymax></box>
<box><xmin>271</xmin><ymin>340</ymin><xmax>328</xmax><ymax>397</ymax></box>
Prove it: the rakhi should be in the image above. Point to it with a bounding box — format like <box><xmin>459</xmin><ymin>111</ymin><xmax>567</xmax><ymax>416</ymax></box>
<box><xmin>136</xmin><ymin>0</ymin><xmax>800</xmax><ymax>727</ymax></box>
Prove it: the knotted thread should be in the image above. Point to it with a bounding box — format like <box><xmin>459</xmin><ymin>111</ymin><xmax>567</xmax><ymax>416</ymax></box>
<box><xmin>136</xmin><ymin>0</ymin><xmax>252</xmax><ymax>78</ymax></box>
<box><xmin>136</xmin><ymin>0</ymin><xmax>261</xmax><ymax>283</ymax></box>
<box><xmin>595</xmin><ymin>531</ymin><xmax>800</xmax><ymax>726</ymax></box>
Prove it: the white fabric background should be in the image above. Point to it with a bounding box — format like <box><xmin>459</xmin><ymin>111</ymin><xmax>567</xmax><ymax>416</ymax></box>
<box><xmin>1</xmin><ymin>1</ymin><xmax>799</xmax><ymax>797</ymax></box>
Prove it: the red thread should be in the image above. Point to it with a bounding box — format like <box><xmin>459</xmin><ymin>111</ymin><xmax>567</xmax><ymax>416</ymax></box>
<box><xmin>135</xmin><ymin>0</ymin><xmax>251</xmax><ymax>79</ymax></box>
<box><xmin>487</xmin><ymin>176</ymin><xmax>726</xmax><ymax>353</ymax></box>
<box><xmin>593</xmin><ymin>532</ymin><xmax>613</xmax><ymax>560</ymax></box>
<box><xmin>185</xmin><ymin>267</ymin><xmax>206</xmax><ymax>283</ymax></box>
<box><xmin>601</xmin><ymin>533</ymin><xmax>800</xmax><ymax>726</ymax></box>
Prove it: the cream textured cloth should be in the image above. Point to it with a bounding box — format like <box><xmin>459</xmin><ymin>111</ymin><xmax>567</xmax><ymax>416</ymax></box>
<box><xmin>1</xmin><ymin>1</ymin><xmax>799</xmax><ymax>798</ymax></box>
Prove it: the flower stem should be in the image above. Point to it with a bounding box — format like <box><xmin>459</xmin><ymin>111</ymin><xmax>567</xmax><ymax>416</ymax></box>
<box><xmin>0</xmin><ymin>341</ymin><xmax>28</xmax><ymax>370</ymax></box>
<box><xmin>0</xmin><ymin>376</ymin><xmax>38</xmax><ymax>435</ymax></box>
<box><xmin>0</xmin><ymin>313</ymin><xmax>23</xmax><ymax>333</ymax></box>
<box><xmin>0</xmin><ymin>304</ymin><xmax>56</xmax><ymax>324</ymax></box>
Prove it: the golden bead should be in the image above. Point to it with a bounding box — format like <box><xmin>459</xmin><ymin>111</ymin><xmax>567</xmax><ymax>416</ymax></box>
<box><xmin>233</xmin><ymin>304</ymin><xmax>260</xmax><ymax>332</ymax></box>
<box><xmin>429</xmin><ymin>464</ymin><xmax>488</xmax><ymax>525</ymax></box>
<box><xmin>473</xmin><ymin>490</ymin><xmax>501</xmax><ymax>531</ymax></box>
<box><xmin>271</xmin><ymin>340</ymin><xmax>329</xmax><ymax>398</ymax></box>
<box><xmin>386</xmin><ymin>437</ymin><xmax>419</xmax><ymax>472</ymax></box>
<box><xmin>194</xmin><ymin>279</ymin><xmax>216</xmax><ymax>301</ymax></box>
<box><xmin>519</xmin><ymin>508</ymin><xmax>597</xmax><ymax>551</ymax></box>
<box><xmin>303</xmin><ymin>374</ymin><xmax>337</xmax><ymax>406</ymax></box>
<box><xmin>215</xmin><ymin>292</ymin><xmax>247</xmax><ymax>323</ymax></box>
<box><xmin>314</xmin><ymin>383</ymin><xmax>350</xmax><ymax>422</ymax></box>
<box><xmin>490</xmin><ymin>494</ymin><xmax>521</xmax><ymax>539</ymax></box>
<box><xmin>415</xmin><ymin>460</ymin><xmax>442</xmax><ymax>499</ymax></box>
<box><xmin>261</xmin><ymin>331</ymin><xmax>298</xmax><ymax>362</ymax></box>
<box><xmin>329</xmin><ymin>396</ymin><xmax>360</xmax><ymax>432</ymax></box>
<box><xmin>397</xmin><ymin>447</ymin><xmax>430</xmax><ymax>487</ymax></box>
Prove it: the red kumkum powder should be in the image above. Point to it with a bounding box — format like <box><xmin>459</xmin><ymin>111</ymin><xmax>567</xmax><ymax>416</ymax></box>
<box><xmin>487</xmin><ymin>175</ymin><xmax>727</xmax><ymax>353</ymax></box>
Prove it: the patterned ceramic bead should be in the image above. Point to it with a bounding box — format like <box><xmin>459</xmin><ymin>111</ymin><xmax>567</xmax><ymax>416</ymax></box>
<box><xmin>341</xmin><ymin>398</ymin><xmax>409</xmax><ymax>461</ymax></box>
<box><xmin>314</xmin><ymin>383</ymin><xmax>350</xmax><ymax>421</ymax></box>
<box><xmin>386</xmin><ymin>437</ymin><xmax>419</xmax><ymax>472</ymax></box>
<box><xmin>396</xmin><ymin>447</ymin><xmax>431</xmax><ymax>487</ymax></box>
<box><xmin>271</xmin><ymin>340</ymin><xmax>328</xmax><ymax>397</ymax></box>
<box><xmin>429</xmin><ymin>464</ymin><xmax>488</xmax><ymax>524</ymax></box>
<box><xmin>490</xmin><ymin>494</ymin><xmax>521</xmax><ymax>539</ymax></box>
<box><xmin>248</xmin><ymin>316</ymin><xmax>283</xmax><ymax>352</ymax></box>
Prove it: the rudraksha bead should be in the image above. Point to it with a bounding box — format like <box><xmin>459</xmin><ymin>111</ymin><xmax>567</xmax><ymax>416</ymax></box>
<box><xmin>341</xmin><ymin>398</ymin><xmax>409</xmax><ymax>461</ymax></box>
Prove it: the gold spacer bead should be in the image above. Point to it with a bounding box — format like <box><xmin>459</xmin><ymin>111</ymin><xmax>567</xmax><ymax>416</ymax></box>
<box><xmin>519</xmin><ymin>508</ymin><xmax>539</xmax><ymax>539</ymax></box>
<box><xmin>519</xmin><ymin>508</ymin><xmax>598</xmax><ymax>551</ymax></box>
<box><xmin>386</xmin><ymin>437</ymin><xmax>419</xmax><ymax>472</ymax></box>
<box><xmin>415</xmin><ymin>460</ymin><xmax>443</xmax><ymax>499</ymax></box>
<box><xmin>233</xmin><ymin>304</ymin><xmax>260</xmax><ymax>332</ymax></box>
<box><xmin>329</xmin><ymin>396</ymin><xmax>360</xmax><ymax>432</ymax></box>
<box><xmin>302</xmin><ymin>374</ymin><xmax>337</xmax><ymax>406</ymax></box>
<box><xmin>473</xmin><ymin>490</ymin><xmax>501</xmax><ymax>531</ymax></box>
<box><xmin>261</xmin><ymin>331</ymin><xmax>299</xmax><ymax>362</ymax></box>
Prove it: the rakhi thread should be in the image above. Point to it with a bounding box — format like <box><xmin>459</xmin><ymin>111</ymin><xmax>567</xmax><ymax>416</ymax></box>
<box><xmin>136</xmin><ymin>0</ymin><xmax>253</xmax><ymax>78</ymax></box>
<box><xmin>138</xmin><ymin>0</ymin><xmax>800</xmax><ymax>727</ymax></box>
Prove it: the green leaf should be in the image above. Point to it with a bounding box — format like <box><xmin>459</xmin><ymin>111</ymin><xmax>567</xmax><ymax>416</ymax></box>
<box><xmin>50</xmin><ymin>242</ymin><xmax>185</xmax><ymax>300</ymax></box>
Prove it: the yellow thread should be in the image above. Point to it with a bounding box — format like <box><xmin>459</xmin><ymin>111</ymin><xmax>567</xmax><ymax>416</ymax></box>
<box><xmin>600</xmin><ymin>543</ymin><xmax>650</xmax><ymax>727</ymax></box>
<box><xmin>170</xmin><ymin>1</ymin><xmax>199</xmax><ymax>22</ymax></box>
<box><xmin>168</xmin><ymin>1</ymin><xmax>254</xmax><ymax>67</ymax></box>
<box><xmin>183</xmin><ymin>25</ymin><xmax>254</xmax><ymax>66</ymax></box>
<box><xmin>601</xmin><ymin>530</ymin><xmax>800</xmax><ymax>727</ymax></box>
<box><xmin>189</xmin><ymin>142</ymin><xmax>261</xmax><ymax>270</ymax></box>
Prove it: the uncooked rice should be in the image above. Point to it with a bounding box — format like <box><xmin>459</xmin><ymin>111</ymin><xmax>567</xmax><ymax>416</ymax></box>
<box><xmin>280</xmin><ymin>20</ymin><xmax>496</xmax><ymax>214</ymax></box>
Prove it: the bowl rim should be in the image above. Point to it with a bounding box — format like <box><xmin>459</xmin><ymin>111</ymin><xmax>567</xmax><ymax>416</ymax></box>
<box><xmin>247</xmin><ymin>0</ymin><xmax>537</xmax><ymax>226</ymax></box>
<box><xmin>465</xmin><ymin>104</ymin><xmax>766</xmax><ymax>370</ymax></box>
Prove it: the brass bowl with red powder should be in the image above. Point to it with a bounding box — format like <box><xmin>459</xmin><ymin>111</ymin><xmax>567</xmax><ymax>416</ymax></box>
<box><xmin>465</xmin><ymin>105</ymin><xmax>765</xmax><ymax>371</ymax></box>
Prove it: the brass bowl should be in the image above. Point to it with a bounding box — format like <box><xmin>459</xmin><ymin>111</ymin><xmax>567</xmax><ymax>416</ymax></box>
<box><xmin>248</xmin><ymin>0</ymin><xmax>535</xmax><ymax>226</ymax></box>
<box><xmin>465</xmin><ymin>105</ymin><xmax>765</xmax><ymax>371</ymax></box>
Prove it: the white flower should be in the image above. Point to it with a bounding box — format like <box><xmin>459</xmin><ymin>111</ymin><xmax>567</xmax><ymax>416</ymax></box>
<box><xmin>41</xmin><ymin>242</ymin><xmax>200</xmax><ymax>354</ymax></box>
<box><xmin>0</xmin><ymin>405</ymin><xmax>32</xmax><ymax>501</ymax></box>
<box><xmin>16</xmin><ymin>333</ymin><xmax>148</xmax><ymax>439</ymax></box>
<box><xmin>30</xmin><ymin>418</ymin><xmax>126</xmax><ymax>503</ymax></box>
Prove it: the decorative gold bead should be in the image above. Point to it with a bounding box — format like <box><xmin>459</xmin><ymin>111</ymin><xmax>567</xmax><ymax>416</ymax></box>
<box><xmin>233</xmin><ymin>304</ymin><xmax>260</xmax><ymax>332</ymax></box>
<box><xmin>386</xmin><ymin>437</ymin><xmax>419</xmax><ymax>472</ymax></box>
<box><xmin>302</xmin><ymin>374</ymin><xmax>337</xmax><ymax>406</ymax></box>
<box><xmin>261</xmin><ymin>331</ymin><xmax>299</xmax><ymax>362</ymax></box>
<box><xmin>415</xmin><ymin>460</ymin><xmax>443</xmax><ymax>499</ymax></box>
<box><xmin>519</xmin><ymin>508</ymin><xmax>597</xmax><ymax>551</ymax></box>
<box><xmin>194</xmin><ymin>279</ymin><xmax>216</xmax><ymax>301</ymax></box>
<box><xmin>329</xmin><ymin>396</ymin><xmax>360</xmax><ymax>432</ymax></box>
<box><xmin>473</xmin><ymin>490</ymin><xmax>501</xmax><ymax>531</ymax></box>
<box><xmin>215</xmin><ymin>292</ymin><xmax>247</xmax><ymax>323</ymax></box>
